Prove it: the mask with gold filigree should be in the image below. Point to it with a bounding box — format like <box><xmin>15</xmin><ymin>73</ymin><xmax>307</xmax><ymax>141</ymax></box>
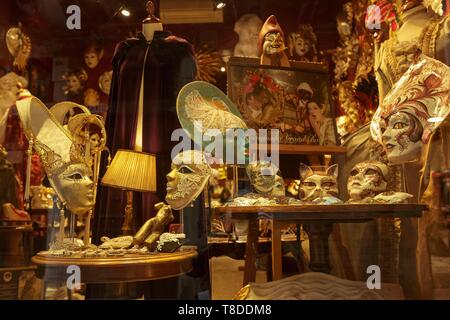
<box><xmin>15</xmin><ymin>97</ymin><xmax>106</xmax><ymax>216</ymax></box>
<box><xmin>371</xmin><ymin>53</ymin><xmax>450</xmax><ymax>164</ymax></box>
<box><xmin>165</xmin><ymin>150</ymin><xmax>214</xmax><ymax>210</ymax></box>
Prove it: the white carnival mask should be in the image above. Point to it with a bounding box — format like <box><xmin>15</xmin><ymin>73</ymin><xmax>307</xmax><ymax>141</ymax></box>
<box><xmin>165</xmin><ymin>150</ymin><xmax>213</xmax><ymax>210</ymax></box>
<box><xmin>347</xmin><ymin>161</ymin><xmax>390</xmax><ymax>202</ymax></box>
<box><xmin>299</xmin><ymin>164</ymin><xmax>339</xmax><ymax>201</ymax></box>
<box><xmin>371</xmin><ymin>53</ymin><xmax>450</xmax><ymax>164</ymax></box>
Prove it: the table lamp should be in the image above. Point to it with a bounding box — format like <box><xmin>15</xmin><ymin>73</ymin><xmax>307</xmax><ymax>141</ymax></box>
<box><xmin>101</xmin><ymin>149</ymin><xmax>157</xmax><ymax>235</ymax></box>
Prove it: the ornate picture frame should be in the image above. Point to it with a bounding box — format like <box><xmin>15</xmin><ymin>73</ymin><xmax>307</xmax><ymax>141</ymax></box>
<box><xmin>227</xmin><ymin>57</ymin><xmax>338</xmax><ymax>146</ymax></box>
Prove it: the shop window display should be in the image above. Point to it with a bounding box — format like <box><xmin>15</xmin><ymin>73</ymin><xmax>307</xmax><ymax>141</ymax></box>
<box><xmin>0</xmin><ymin>0</ymin><xmax>449</xmax><ymax>304</ymax></box>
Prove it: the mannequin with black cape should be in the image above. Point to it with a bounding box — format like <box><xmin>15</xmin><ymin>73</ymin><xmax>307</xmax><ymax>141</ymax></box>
<box><xmin>87</xmin><ymin>2</ymin><xmax>197</xmax><ymax>299</ymax></box>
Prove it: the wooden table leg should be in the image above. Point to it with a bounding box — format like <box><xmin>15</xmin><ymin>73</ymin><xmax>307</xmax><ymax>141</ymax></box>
<box><xmin>271</xmin><ymin>220</ymin><xmax>283</xmax><ymax>281</ymax></box>
<box><xmin>304</xmin><ymin>223</ymin><xmax>333</xmax><ymax>274</ymax></box>
<box><xmin>398</xmin><ymin>217</ymin><xmax>429</xmax><ymax>299</ymax></box>
<box><xmin>243</xmin><ymin>217</ymin><xmax>259</xmax><ymax>286</ymax></box>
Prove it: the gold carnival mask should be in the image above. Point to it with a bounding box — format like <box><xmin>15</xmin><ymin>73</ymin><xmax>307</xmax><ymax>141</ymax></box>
<box><xmin>165</xmin><ymin>150</ymin><xmax>213</xmax><ymax>210</ymax></box>
<box><xmin>15</xmin><ymin>97</ymin><xmax>106</xmax><ymax>216</ymax></box>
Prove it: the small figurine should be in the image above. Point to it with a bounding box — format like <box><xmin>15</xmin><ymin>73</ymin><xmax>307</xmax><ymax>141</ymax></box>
<box><xmin>132</xmin><ymin>202</ymin><xmax>175</xmax><ymax>249</ymax></box>
<box><xmin>258</xmin><ymin>15</ymin><xmax>290</xmax><ymax>67</ymax></box>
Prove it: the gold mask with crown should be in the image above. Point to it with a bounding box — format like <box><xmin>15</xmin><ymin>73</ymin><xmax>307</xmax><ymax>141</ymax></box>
<box><xmin>15</xmin><ymin>97</ymin><xmax>106</xmax><ymax>216</ymax></box>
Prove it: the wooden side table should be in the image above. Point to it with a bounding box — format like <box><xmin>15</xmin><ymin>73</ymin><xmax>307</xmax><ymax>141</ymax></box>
<box><xmin>32</xmin><ymin>249</ymin><xmax>197</xmax><ymax>299</ymax></box>
<box><xmin>215</xmin><ymin>203</ymin><xmax>426</xmax><ymax>298</ymax></box>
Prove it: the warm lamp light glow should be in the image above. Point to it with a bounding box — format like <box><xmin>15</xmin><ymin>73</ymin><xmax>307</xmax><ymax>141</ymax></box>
<box><xmin>121</xmin><ymin>9</ymin><xmax>131</xmax><ymax>17</ymax></box>
<box><xmin>102</xmin><ymin>149</ymin><xmax>156</xmax><ymax>192</ymax></box>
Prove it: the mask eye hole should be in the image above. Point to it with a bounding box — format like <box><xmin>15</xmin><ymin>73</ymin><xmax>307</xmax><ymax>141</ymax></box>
<box><xmin>68</xmin><ymin>173</ymin><xmax>83</xmax><ymax>180</ymax></box>
<box><xmin>321</xmin><ymin>182</ymin><xmax>335</xmax><ymax>188</ymax></box>
<box><xmin>365</xmin><ymin>169</ymin><xmax>379</xmax><ymax>176</ymax></box>
<box><xmin>393</xmin><ymin>122</ymin><xmax>407</xmax><ymax>129</ymax></box>
<box><xmin>179</xmin><ymin>166</ymin><xmax>193</xmax><ymax>174</ymax></box>
<box><xmin>304</xmin><ymin>181</ymin><xmax>316</xmax><ymax>187</ymax></box>
<box><xmin>350</xmin><ymin>169</ymin><xmax>359</xmax><ymax>176</ymax></box>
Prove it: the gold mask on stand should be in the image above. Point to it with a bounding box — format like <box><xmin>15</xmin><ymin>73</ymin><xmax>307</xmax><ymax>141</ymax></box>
<box><xmin>15</xmin><ymin>97</ymin><xmax>105</xmax><ymax>217</ymax></box>
<box><xmin>165</xmin><ymin>150</ymin><xmax>213</xmax><ymax>210</ymax></box>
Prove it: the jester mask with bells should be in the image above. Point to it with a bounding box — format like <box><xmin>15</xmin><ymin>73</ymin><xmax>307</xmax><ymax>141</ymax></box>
<box><xmin>165</xmin><ymin>150</ymin><xmax>214</xmax><ymax>210</ymax></box>
<box><xmin>371</xmin><ymin>53</ymin><xmax>450</xmax><ymax>164</ymax></box>
<box><xmin>15</xmin><ymin>97</ymin><xmax>106</xmax><ymax>216</ymax></box>
<box><xmin>298</xmin><ymin>163</ymin><xmax>339</xmax><ymax>201</ymax></box>
<box><xmin>246</xmin><ymin>161</ymin><xmax>285</xmax><ymax>197</ymax></box>
<box><xmin>347</xmin><ymin>161</ymin><xmax>390</xmax><ymax>202</ymax></box>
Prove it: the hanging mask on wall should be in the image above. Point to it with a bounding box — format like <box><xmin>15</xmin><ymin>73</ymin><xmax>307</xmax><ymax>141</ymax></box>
<box><xmin>5</xmin><ymin>24</ymin><xmax>31</xmax><ymax>71</ymax></box>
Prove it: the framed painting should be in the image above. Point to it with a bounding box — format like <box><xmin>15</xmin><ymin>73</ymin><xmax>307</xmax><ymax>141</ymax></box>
<box><xmin>227</xmin><ymin>57</ymin><xmax>338</xmax><ymax>146</ymax></box>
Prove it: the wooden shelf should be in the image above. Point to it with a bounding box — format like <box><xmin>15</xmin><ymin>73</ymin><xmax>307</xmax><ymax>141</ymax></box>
<box><xmin>215</xmin><ymin>203</ymin><xmax>427</xmax><ymax>221</ymax></box>
<box><xmin>257</xmin><ymin>144</ymin><xmax>347</xmax><ymax>155</ymax></box>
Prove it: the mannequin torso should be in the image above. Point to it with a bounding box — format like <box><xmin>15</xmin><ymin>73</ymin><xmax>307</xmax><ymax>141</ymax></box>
<box><xmin>143</xmin><ymin>22</ymin><xmax>163</xmax><ymax>42</ymax></box>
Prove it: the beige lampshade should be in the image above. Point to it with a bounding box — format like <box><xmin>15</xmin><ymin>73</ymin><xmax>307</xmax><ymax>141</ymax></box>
<box><xmin>102</xmin><ymin>149</ymin><xmax>157</xmax><ymax>192</ymax></box>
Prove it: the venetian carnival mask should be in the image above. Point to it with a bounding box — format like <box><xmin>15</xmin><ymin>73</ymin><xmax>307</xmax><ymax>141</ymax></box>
<box><xmin>371</xmin><ymin>53</ymin><xmax>450</xmax><ymax>164</ymax></box>
<box><xmin>84</xmin><ymin>50</ymin><xmax>103</xmax><ymax>69</ymax></box>
<box><xmin>258</xmin><ymin>15</ymin><xmax>287</xmax><ymax>56</ymax></box>
<box><xmin>15</xmin><ymin>97</ymin><xmax>105</xmax><ymax>216</ymax></box>
<box><xmin>299</xmin><ymin>164</ymin><xmax>339</xmax><ymax>201</ymax></box>
<box><xmin>347</xmin><ymin>161</ymin><xmax>390</xmax><ymax>202</ymax></box>
<box><xmin>165</xmin><ymin>150</ymin><xmax>214</xmax><ymax>210</ymax></box>
<box><xmin>99</xmin><ymin>71</ymin><xmax>113</xmax><ymax>95</ymax></box>
<box><xmin>246</xmin><ymin>162</ymin><xmax>285</xmax><ymax>197</ymax></box>
<box><xmin>263</xmin><ymin>32</ymin><xmax>286</xmax><ymax>55</ymax></box>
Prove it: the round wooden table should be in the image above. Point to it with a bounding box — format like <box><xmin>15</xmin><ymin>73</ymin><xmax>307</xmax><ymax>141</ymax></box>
<box><xmin>32</xmin><ymin>250</ymin><xmax>197</xmax><ymax>284</ymax></box>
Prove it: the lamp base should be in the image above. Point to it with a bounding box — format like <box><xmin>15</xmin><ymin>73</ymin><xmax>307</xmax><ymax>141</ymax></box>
<box><xmin>122</xmin><ymin>191</ymin><xmax>134</xmax><ymax>235</ymax></box>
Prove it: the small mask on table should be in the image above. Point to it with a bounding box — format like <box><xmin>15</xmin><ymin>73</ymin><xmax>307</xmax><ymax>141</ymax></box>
<box><xmin>298</xmin><ymin>163</ymin><xmax>342</xmax><ymax>204</ymax></box>
<box><xmin>347</xmin><ymin>160</ymin><xmax>413</xmax><ymax>203</ymax></box>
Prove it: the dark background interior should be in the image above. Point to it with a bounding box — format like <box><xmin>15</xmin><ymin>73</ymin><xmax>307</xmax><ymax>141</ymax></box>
<box><xmin>0</xmin><ymin>0</ymin><xmax>349</xmax><ymax>101</ymax></box>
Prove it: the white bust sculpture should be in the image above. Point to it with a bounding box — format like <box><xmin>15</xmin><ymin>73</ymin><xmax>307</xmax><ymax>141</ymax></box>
<box><xmin>233</xmin><ymin>14</ymin><xmax>263</xmax><ymax>58</ymax></box>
